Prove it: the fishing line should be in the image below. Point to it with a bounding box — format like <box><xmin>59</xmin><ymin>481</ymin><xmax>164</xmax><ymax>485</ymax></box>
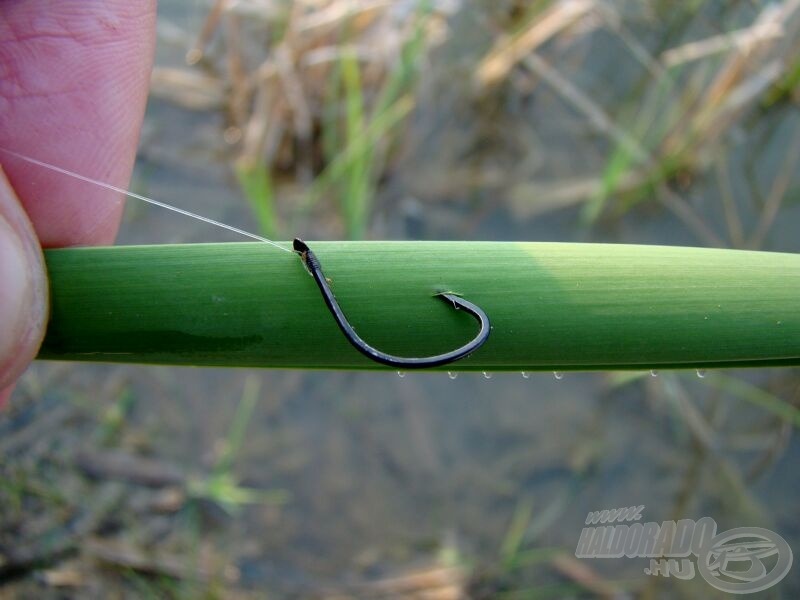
<box><xmin>0</xmin><ymin>147</ymin><xmax>293</xmax><ymax>253</ymax></box>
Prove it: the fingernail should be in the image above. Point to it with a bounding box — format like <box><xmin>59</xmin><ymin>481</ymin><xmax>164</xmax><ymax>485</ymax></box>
<box><xmin>0</xmin><ymin>168</ymin><xmax>48</xmax><ymax>393</ymax></box>
<box><xmin>0</xmin><ymin>217</ymin><xmax>33</xmax><ymax>380</ymax></box>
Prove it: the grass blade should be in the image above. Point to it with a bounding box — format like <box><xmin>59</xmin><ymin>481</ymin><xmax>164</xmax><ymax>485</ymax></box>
<box><xmin>40</xmin><ymin>241</ymin><xmax>800</xmax><ymax>371</ymax></box>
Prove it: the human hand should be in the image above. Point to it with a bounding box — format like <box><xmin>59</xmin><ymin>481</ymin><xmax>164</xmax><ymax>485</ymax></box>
<box><xmin>0</xmin><ymin>1</ymin><xmax>156</xmax><ymax>406</ymax></box>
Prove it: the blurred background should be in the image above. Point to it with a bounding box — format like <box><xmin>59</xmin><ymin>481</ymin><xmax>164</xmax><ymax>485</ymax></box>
<box><xmin>2</xmin><ymin>0</ymin><xmax>800</xmax><ymax>597</ymax></box>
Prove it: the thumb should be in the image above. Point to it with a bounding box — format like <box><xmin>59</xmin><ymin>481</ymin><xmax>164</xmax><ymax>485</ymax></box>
<box><xmin>0</xmin><ymin>166</ymin><xmax>48</xmax><ymax>406</ymax></box>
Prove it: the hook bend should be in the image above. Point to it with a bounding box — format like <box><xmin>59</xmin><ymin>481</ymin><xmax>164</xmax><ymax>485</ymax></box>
<box><xmin>293</xmin><ymin>239</ymin><xmax>491</xmax><ymax>369</ymax></box>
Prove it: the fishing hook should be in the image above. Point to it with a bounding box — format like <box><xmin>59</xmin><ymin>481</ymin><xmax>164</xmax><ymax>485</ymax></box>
<box><xmin>293</xmin><ymin>239</ymin><xmax>491</xmax><ymax>369</ymax></box>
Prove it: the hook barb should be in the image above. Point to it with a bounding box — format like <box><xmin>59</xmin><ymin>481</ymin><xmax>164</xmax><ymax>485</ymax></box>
<box><xmin>293</xmin><ymin>239</ymin><xmax>491</xmax><ymax>369</ymax></box>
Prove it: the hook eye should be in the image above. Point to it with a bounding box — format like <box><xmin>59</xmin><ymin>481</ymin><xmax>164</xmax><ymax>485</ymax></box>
<box><xmin>295</xmin><ymin>239</ymin><xmax>490</xmax><ymax>369</ymax></box>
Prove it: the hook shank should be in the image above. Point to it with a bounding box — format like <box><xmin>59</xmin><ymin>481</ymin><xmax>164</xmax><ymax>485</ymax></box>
<box><xmin>293</xmin><ymin>239</ymin><xmax>490</xmax><ymax>369</ymax></box>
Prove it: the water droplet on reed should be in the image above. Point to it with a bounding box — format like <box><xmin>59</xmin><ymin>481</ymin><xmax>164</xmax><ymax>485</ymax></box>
<box><xmin>448</xmin><ymin>372</ymin><xmax>458</xmax><ymax>380</ymax></box>
<box><xmin>696</xmin><ymin>369</ymin><xmax>707</xmax><ymax>379</ymax></box>
<box><xmin>553</xmin><ymin>371</ymin><xmax>564</xmax><ymax>380</ymax></box>
<box><xmin>482</xmin><ymin>371</ymin><xmax>492</xmax><ymax>379</ymax></box>
<box><xmin>397</xmin><ymin>371</ymin><xmax>406</xmax><ymax>378</ymax></box>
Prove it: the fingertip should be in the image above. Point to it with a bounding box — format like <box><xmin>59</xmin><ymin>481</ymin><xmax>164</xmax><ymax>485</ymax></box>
<box><xmin>0</xmin><ymin>0</ymin><xmax>156</xmax><ymax>247</ymax></box>
<box><xmin>0</xmin><ymin>166</ymin><xmax>49</xmax><ymax>392</ymax></box>
<box><xmin>0</xmin><ymin>385</ymin><xmax>14</xmax><ymax>410</ymax></box>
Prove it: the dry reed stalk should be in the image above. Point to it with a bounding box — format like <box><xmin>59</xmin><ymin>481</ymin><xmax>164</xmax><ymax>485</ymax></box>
<box><xmin>474</xmin><ymin>0</ymin><xmax>596</xmax><ymax>88</ymax></box>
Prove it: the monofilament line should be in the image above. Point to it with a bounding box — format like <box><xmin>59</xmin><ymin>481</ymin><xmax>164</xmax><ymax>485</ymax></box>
<box><xmin>0</xmin><ymin>147</ymin><xmax>293</xmax><ymax>253</ymax></box>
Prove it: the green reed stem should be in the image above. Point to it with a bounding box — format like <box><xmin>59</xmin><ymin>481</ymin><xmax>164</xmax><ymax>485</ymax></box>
<box><xmin>39</xmin><ymin>242</ymin><xmax>800</xmax><ymax>371</ymax></box>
